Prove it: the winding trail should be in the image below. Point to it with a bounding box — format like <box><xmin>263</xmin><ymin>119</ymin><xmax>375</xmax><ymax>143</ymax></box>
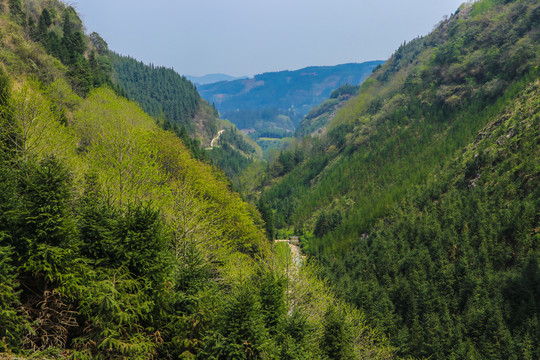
<box><xmin>275</xmin><ymin>239</ymin><xmax>304</xmax><ymax>267</ymax></box>
<box><xmin>210</xmin><ymin>129</ymin><xmax>225</xmax><ymax>148</ymax></box>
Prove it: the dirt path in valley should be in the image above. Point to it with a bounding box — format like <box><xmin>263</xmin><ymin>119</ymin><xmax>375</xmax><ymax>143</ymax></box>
<box><xmin>210</xmin><ymin>129</ymin><xmax>225</xmax><ymax>148</ymax></box>
<box><xmin>275</xmin><ymin>239</ymin><xmax>304</xmax><ymax>267</ymax></box>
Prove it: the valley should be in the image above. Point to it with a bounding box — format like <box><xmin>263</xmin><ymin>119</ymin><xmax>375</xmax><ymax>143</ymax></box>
<box><xmin>197</xmin><ymin>62</ymin><xmax>383</xmax><ymax>154</ymax></box>
<box><xmin>0</xmin><ymin>0</ymin><xmax>538</xmax><ymax>359</ymax></box>
<box><xmin>258</xmin><ymin>0</ymin><xmax>540</xmax><ymax>358</ymax></box>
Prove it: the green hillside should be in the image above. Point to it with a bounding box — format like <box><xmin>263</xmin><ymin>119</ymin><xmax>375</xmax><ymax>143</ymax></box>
<box><xmin>261</xmin><ymin>0</ymin><xmax>540</xmax><ymax>358</ymax></box>
<box><xmin>87</xmin><ymin>29</ymin><xmax>260</xmax><ymax>179</ymax></box>
<box><xmin>0</xmin><ymin>1</ymin><xmax>393</xmax><ymax>358</ymax></box>
<box><xmin>109</xmin><ymin>52</ymin><xmax>261</xmax><ymax>176</ymax></box>
<box><xmin>295</xmin><ymin>83</ymin><xmax>361</xmax><ymax>137</ymax></box>
<box><xmin>109</xmin><ymin>53</ymin><xmax>202</xmax><ymax>135</ymax></box>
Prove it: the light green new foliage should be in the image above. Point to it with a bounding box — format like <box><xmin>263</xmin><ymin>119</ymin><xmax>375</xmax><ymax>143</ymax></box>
<box><xmin>471</xmin><ymin>0</ymin><xmax>496</xmax><ymax>16</ymax></box>
<box><xmin>74</xmin><ymin>88</ymin><xmax>167</xmax><ymax>207</ymax></box>
<box><xmin>5</xmin><ymin>80</ymin><xmax>77</xmax><ymax>162</ymax></box>
<box><xmin>270</xmin><ymin>242</ymin><xmax>394</xmax><ymax>359</ymax></box>
<box><xmin>45</xmin><ymin>78</ymin><xmax>81</xmax><ymax>111</ymax></box>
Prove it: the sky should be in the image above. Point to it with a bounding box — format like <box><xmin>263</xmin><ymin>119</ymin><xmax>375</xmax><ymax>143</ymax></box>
<box><xmin>72</xmin><ymin>0</ymin><xmax>466</xmax><ymax>77</ymax></box>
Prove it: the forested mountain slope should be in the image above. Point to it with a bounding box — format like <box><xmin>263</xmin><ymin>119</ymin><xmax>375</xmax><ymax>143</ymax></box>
<box><xmin>261</xmin><ymin>0</ymin><xmax>540</xmax><ymax>358</ymax></box>
<box><xmin>295</xmin><ymin>83</ymin><xmax>361</xmax><ymax>137</ymax></box>
<box><xmin>109</xmin><ymin>52</ymin><xmax>261</xmax><ymax>176</ymax></box>
<box><xmin>109</xmin><ymin>53</ymin><xmax>207</xmax><ymax>141</ymax></box>
<box><xmin>0</xmin><ymin>0</ymin><xmax>394</xmax><ymax>358</ymax></box>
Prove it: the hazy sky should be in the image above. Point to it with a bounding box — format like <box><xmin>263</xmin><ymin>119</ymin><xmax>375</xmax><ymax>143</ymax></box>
<box><xmin>72</xmin><ymin>0</ymin><xmax>465</xmax><ymax>77</ymax></box>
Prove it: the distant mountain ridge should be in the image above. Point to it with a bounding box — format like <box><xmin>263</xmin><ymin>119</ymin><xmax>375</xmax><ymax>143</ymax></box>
<box><xmin>186</xmin><ymin>73</ymin><xmax>247</xmax><ymax>85</ymax></box>
<box><xmin>197</xmin><ymin>61</ymin><xmax>384</xmax><ymax>139</ymax></box>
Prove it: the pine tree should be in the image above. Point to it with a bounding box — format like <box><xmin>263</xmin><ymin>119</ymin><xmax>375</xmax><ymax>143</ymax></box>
<box><xmin>258</xmin><ymin>199</ymin><xmax>275</xmax><ymax>239</ymax></box>
<box><xmin>321</xmin><ymin>305</ymin><xmax>355</xmax><ymax>360</ymax></box>
<box><xmin>0</xmin><ymin>166</ymin><xmax>29</xmax><ymax>349</ymax></box>
<box><xmin>258</xmin><ymin>271</ymin><xmax>286</xmax><ymax>333</ymax></box>
<box><xmin>35</xmin><ymin>8</ymin><xmax>52</xmax><ymax>44</ymax></box>
<box><xmin>202</xmin><ymin>283</ymin><xmax>270</xmax><ymax>359</ymax></box>
<box><xmin>17</xmin><ymin>156</ymin><xmax>73</xmax><ymax>250</ymax></box>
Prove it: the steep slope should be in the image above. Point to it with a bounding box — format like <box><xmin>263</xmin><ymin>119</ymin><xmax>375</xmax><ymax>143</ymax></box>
<box><xmin>108</xmin><ymin>50</ymin><xmax>261</xmax><ymax>177</ymax></box>
<box><xmin>198</xmin><ymin>61</ymin><xmax>383</xmax><ymax>138</ymax></box>
<box><xmin>0</xmin><ymin>1</ymin><xmax>394</xmax><ymax>358</ymax></box>
<box><xmin>261</xmin><ymin>0</ymin><xmax>540</xmax><ymax>358</ymax></box>
<box><xmin>295</xmin><ymin>83</ymin><xmax>361</xmax><ymax>137</ymax></box>
<box><xmin>325</xmin><ymin>78</ymin><xmax>540</xmax><ymax>359</ymax></box>
<box><xmin>109</xmin><ymin>53</ymin><xmax>203</xmax><ymax>136</ymax></box>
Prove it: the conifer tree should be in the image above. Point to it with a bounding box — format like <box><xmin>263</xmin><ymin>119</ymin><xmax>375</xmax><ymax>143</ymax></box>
<box><xmin>321</xmin><ymin>305</ymin><xmax>355</xmax><ymax>360</ymax></box>
<box><xmin>0</xmin><ymin>166</ymin><xmax>28</xmax><ymax>349</ymax></box>
<box><xmin>8</xmin><ymin>0</ymin><xmax>25</xmax><ymax>24</ymax></box>
<box><xmin>258</xmin><ymin>271</ymin><xmax>286</xmax><ymax>333</ymax></box>
<box><xmin>202</xmin><ymin>283</ymin><xmax>270</xmax><ymax>359</ymax></box>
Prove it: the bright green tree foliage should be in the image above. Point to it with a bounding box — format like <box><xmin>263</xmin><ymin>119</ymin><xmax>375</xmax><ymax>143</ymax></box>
<box><xmin>0</xmin><ymin>1</ymin><xmax>397</xmax><ymax>358</ymax></box>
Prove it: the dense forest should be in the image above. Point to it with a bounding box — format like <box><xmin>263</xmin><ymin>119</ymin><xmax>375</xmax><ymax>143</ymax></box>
<box><xmin>0</xmin><ymin>0</ymin><xmax>394</xmax><ymax>358</ymax></box>
<box><xmin>2</xmin><ymin>0</ymin><xmax>539</xmax><ymax>359</ymax></box>
<box><xmin>108</xmin><ymin>49</ymin><xmax>261</xmax><ymax>179</ymax></box>
<box><xmin>109</xmin><ymin>53</ymin><xmax>201</xmax><ymax>133</ymax></box>
<box><xmin>260</xmin><ymin>0</ymin><xmax>540</xmax><ymax>358</ymax></box>
<box><xmin>208</xmin><ymin>127</ymin><xmax>260</xmax><ymax>180</ymax></box>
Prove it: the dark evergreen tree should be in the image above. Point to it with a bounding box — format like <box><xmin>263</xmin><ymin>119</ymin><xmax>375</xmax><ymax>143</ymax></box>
<box><xmin>68</xmin><ymin>57</ymin><xmax>93</xmax><ymax>95</ymax></box>
<box><xmin>258</xmin><ymin>199</ymin><xmax>275</xmax><ymax>240</ymax></box>
<box><xmin>201</xmin><ymin>283</ymin><xmax>270</xmax><ymax>359</ymax></box>
<box><xmin>258</xmin><ymin>271</ymin><xmax>286</xmax><ymax>333</ymax></box>
<box><xmin>0</xmin><ymin>166</ymin><xmax>28</xmax><ymax>349</ymax></box>
<box><xmin>321</xmin><ymin>305</ymin><xmax>355</xmax><ymax>360</ymax></box>
<box><xmin>8</xmin><ymin>0</ymin><xmax>25</xmax><ymax>24</ymax></box>
<box><xmin>16</xmin><ymin>156</ymin><xmax>73</xmax><ymax>250</ymax></box>
<box><xmin>277</xmin><ymin>310</ymin><xmax>312</xmax><ymax>359</ymax></box>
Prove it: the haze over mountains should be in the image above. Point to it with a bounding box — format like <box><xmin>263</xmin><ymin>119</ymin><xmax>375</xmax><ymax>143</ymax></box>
<box><xmin>197</xmin><ymin>61</ymin><xmax>383</xmax><ymax>140</ymax></box>
<box><xmin>186</xmin><ymin>73</ymin><xmax>247</xmax><ymax>85</ymax></box>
